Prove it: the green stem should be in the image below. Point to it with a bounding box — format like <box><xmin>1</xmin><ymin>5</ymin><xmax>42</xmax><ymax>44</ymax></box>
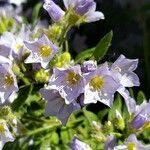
<box><xmin>58</xmin><ymin>24</ymin><xmax>70</xmax><ymax>47</ymax></box>
<box><xmin>65</xmin><ymin>40</ymin><xmax>69</xmax><ymax>52</ymax></box>
<box><xmin>18</xmin><ymin>73</ymin><xmax>30</xmax><ymax>85</ymax></box>
<box><xmin>21</xmin><ymin>124</ymin><xmax>61</xmax><ymax>137</ymax></box>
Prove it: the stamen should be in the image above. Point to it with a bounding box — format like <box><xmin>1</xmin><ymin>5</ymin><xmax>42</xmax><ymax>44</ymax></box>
<box><xmin>4</xmin><ymin>74</ymin><xmax>14</xmax><ymax>87</ymax></box>
<box><xmin>90</xmin><ymin>75</ymin><xmax>104</xmax><ymax>91</ymax></box>
<box><xmin>15</xmin><ymin>43</ymin><xmax>23</xmax><ymax>52</ymax></box>
<box><xmin>66</xmin><ymin>71</ymin><xmax>80</xmax><ymax>86</ymax></box>
<box><xmin>127</xmin><ymin>142</ymin><xmax>136</xmax><ymax>150</ymax></box>
<box><xmin>39</xmin><ymin>45</ymin><xmax>52</xmax><ymax>58</ymax></box>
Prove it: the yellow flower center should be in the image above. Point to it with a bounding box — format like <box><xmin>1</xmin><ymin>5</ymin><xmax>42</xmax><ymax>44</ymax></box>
<box><xmin>39</xmin><ymin>45</ymin><xmax>52</xmax><ymax>58</ymax></box>
<box><xmin>127</xmin><ymin>142</ymin><xmax>136</xmax><ymax>150</ymax></box>
<box><xmin>15</xmin><ymin>43</ymin><xmax>23</xmax><ymax>52</ymax></box>
<box><xmin>66</xmin><ymin>71</ymin><xmax>80</xmax><ymax>86</ymax></box>
<box><xmin>0</xmin><ymin>124</ymin><xmax>5</xmax><ymax>134</ymax></box>
<box><xmin>4</xmin><ymin>74</ymin><xmax>14</xmax><ymax>87</ymax></box>
<box><xmin>90</xmin><ymin>75</ymin><xmax>104</xmax><ymax>91</ymax></box>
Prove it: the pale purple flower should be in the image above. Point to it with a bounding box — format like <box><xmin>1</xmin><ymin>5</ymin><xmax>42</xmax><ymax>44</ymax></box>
<box><xmin>49</xmin><ymin>65</ymin><xmax>84</xmax><ymax>104</ymax></box>
<box><xmin>110</xmin><ymin>55</ymin><xmax>140</xmax><ymax>114</ymax></box>
<box><xmin>43</xmin><ymin>0</ymin><xmax>65</xmax><ymax>21</ymax></box>
<box><xmin>83</xmin><ymin>63</ymin><xmax>119</xmax><ymax>107</ymax></box>
<box><xmin>69</xmin><ymin>136</ymin><xmax>92</xmax><ymax>150</ymax></box>
<box><xmin>0</xmin><ymin>25</ymin><xmax>31</xmax><ymax>62</ymax></box>
<box><xmin>0</xmin><ymin>121</ymin><xmax>14</xmax><ymax>150</ymax></box>
<box><xmin>0</xmin><ymin>4</ymin><xmax>22</xmax><ymax>23</ymax></box>
<box><xmin>130</xmin><ymin>101</ymin><xmax>150</xmax><ymax>130</ymax></box>
<box><xmin>81</xmin><ymin>60</ymin><xmax>97</xmax><ymax>73</ymax></box>
<box><xmin>0</xmin><ymin>63</ymin><xmax>18</xmax><ymax>104</ymax></box>
<box><xmin>63</xmin><ymin>0</ymin><xmax>104</xmax><ymax>23</ymax></box>
<box><xmin>24</xmin><ymin>34</ymin><xmax>59</xmax><ymax>69</ymax></box>
<box><xmin>40</xmin><ymin>88</ymin><xmax>80</xmax><ymax>125</ymax></box>
<box><xmin>104</xmin><ymin>135</ymin><xmax>116</xmax><ymax>150</ymax></box>
<box><xmin>114</xmin><ymin>134</ymin><xmax>150</xmax><ymax>150</ymax></box>
<box><xmin>111</xmin><ymin>55</ymin><xmax>140</xmax><ymax>88</ymax></box>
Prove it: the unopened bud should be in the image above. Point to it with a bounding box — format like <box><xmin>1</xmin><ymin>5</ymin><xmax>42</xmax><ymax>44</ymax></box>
<box><xmin>114</xmin><ymin>110</ymin><xmax>125</xmax><ymax>130</ymax></box>
<box><xmin>12</xmin><ymin>63</ymin><xmax>21</xmax><ymax>76</ymax></box>
<box><xmin>103</xmin><ymin>121</ymin><xmax>113</xmax><ymax>133</ymax></box>
<box><xmin>60</xmin><ymin>52</ymin><xmax>71</xmax><ymax>63</ymax></box>
<box><xmin>34</xmin><ymin>69</ymin><xmax>49</xmax><ymax>83</ymax></box>
<box><xmin>45</xmin><ymin>25</ymin><xmax>62</xmax><ymax>41</ymax></box>
<box><xmin>0</xmin><ymin>106</ymin><xmax>11</xmax><ymax>117</ymax></box>
<box><xmin>92</xmin><ymin>121</ymin><xmax>101</xmax><ymax>131</ymax></box>
<box><xmin>55</xmin><ymin>52</ymin><xmax>71</xmax><ymax>68</ymax></box>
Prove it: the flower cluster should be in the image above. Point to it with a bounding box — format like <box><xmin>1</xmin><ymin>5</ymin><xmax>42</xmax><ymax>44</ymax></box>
<box><xmin>40</xmin><ymin>55</ymin><xmax>140</xmax><ymax>125</ymax></box>
<box><xmin>0</xmin><ymin>0</ymin><xmax>149</xmax><ymax>149</ymax></box>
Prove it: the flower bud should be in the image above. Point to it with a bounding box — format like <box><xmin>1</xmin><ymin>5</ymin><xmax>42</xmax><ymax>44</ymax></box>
<box><xmin>12</xmin><ymin>63</ymin><xmax>21</xmax><ymax>76</ymax></box>
<box><xmin>55</xmin><ymin>52</ymin><xmax>71</xmax><ymax>68</ymax></box>
<box><xmin>114</xmin><ymin>110</ymin><xmax>125</xmax><ymax>130</ymax></box>
<box><xmin>60</xmin><ymin>52</ymin><xmax>71</xmax><ymax>63</ymax></box>
<box><xmin>43</xmin><ymin>0</ymin><xmax>65</xmax><ymax>22</ymax></box>
<box><xmin>34</xmin><ymin>69</ymin><xmax>49</xmax><ymax>83</ymax></box>
<box><xmin>45</xmin><ymin>25</ymin><xmax>62</xmax><ymax>41</ymax></box>
<box><xmin>103</xmin><ymin>121</ymin><xmax>113</xmax><ymax>134</ymax></box>
<box><xmin>0</xmin><ymin>106</ymin><xmax>11</xmax><ymax>117</ymax></box>
<box><xmin>82</xmin><ymin>60</ymin><xmax>97</xmax><ymax>73</ymax></box>
<box><xmin>92</xmin><ymin>121</ymin><xmax>101</xmax><ymax>131</ymax></box>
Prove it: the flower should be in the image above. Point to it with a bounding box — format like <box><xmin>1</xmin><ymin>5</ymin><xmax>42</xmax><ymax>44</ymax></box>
<box><xmin>114</xmin><ymin>134</ymin><xmax>150</xmax><ymax>150</ymax></box>
<box><xmin>24</xmin><ymin>34</ymin><xmax>59</xmax><ymax>69</ymax></box>
<box><xmin>0</xmin><ymin>121</ymin><xmax>14</xmax><ymax>150</ymax></box>
<box><xmin>111</xmin><ymin>55</ymin><xmax>140</xmax><ymax>88</ymax></box>
<box><xmin>49</xmin><ymin>65</ymin><xmax>84</xmax><ymax>104</ymax></box>
<box><xmin>43</xmin><ymin>0</ymin><xmax>65</xmax><ymax>22</ymax></box>
<box><xmin>64</xmin><ymin>0</ymin><xmax>104</xmax><ymax>23</ymax></box>
<box><xmin>0</xmin><ymin>25</ymin><xmax>31</xmax><ymax>62</ymax></box>
<box><xmin>0</xmin><ymin>63</ymin><xmax>18</xmax><ymax>104</ymax></box>
<box><xmin>40</xmin><ymin>88</ymin><xmax>80</xmax><ymax>125</ymax></box>
<box><xmin>110</xmin><ymin>55</ymin><xmax>140</xmax><ymax>114</ymax></box>
<box><xmin>83</xmin><ymin>63</ymin><xmax>119</xmax><ymax>107</ymax></box>
<box><xmin>130</xmin><ymin>101</ymin><xmax>150</xmax><ymax>130</ymax></box>
<box><xmin>69</xmin><ymin>136</ymin><xmax>92</xmax><ymax>150</ymax></box>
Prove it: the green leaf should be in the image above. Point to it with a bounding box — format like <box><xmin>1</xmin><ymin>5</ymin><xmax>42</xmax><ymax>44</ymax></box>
<box><xmin>83</xmin><ymin>107</ymin><xmax>99</xmax><ymax>123</ymax></box>
<box><xmin>93</xmin><ymin>31</ymin><xmax>113</xmax><ymax>61</ymax></box>
<box><xmin>75</xmin><ymin>48</ymin><xmax>95</xmax><ymax>63</ymax></box>
<box><xmin>31</xmin><ymin>2</ymin><xmax>42</xmax><ymax>26</ymax></box>
<box><xmin>108</xmin><ymin>94</ymin><xmax>122</xmax><ymax>121</ymax></box>
<box><xmin>11</xmin><ymin>85</ymin><xmax>32</xmax><ymax>111</ymax></box>
<box><xmin>137</xmin><ymin>91</ymin><xmax>146</xmax><ymax>105</ymax></box>
<box><xmin>98</xmin><ymin>109</ymin><xmax>109</xmax><ymax>121</ymax></box>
